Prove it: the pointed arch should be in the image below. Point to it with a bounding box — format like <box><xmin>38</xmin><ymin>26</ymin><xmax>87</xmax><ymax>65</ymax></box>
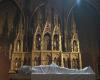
<box><xmin>35</xmin><ymin>34</ymin><xmax>41</xmax><ymax>50</ymax></box>
<box><xmin>53</xmin><ymin>34</ymin><xmax>59</xmax><ymax>50</ymax></box>
<box><xmin>34</xmin><ymin>24</ymin><xmax>41</xmax><ymax>50</ymax></box>
<box><xmin>53</xmin><ymin>23</ymin><xmax>61</xmax><ymax>51</ymax></box>
<box><xmin>43</xmin><ymin>33</ymin><xmax>51</xmax><ymax>50</ymax></box>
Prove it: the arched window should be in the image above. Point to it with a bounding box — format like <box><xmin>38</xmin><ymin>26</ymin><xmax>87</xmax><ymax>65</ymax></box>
<box><xmin>36</xmin><ymin>34</ymin><xmax>41</xmax><ymax>50</ymax></box>
<box><xmin>73</xmin><ymin>40</ymin><xmax>78</xmax><ymax>52</ymax></box>
<box><xmin>53</xmin><ymin>35</ymin><xmax>59</xmax><ymax>50</ymax></box>
<box><xmin>44</xmin><ymin>33</ymin><xmax>51</xmax><ymax>50</ymax></box>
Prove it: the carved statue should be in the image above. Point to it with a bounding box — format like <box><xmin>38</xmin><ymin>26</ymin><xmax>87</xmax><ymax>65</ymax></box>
<box><xmin>73</xmin><ymin>41</ymin><xmax>78</xmax><ymax>52</ymax></box>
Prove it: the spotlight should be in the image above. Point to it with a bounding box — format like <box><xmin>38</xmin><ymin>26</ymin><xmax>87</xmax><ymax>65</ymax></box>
<box><xmin>77</xmin><ymin>0</ymin><xmax>80</xmax><ymax>5</ymax></box>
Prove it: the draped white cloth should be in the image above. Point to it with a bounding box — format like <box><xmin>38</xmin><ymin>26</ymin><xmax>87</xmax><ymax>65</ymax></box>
<box><xmin>31</xmin><ymin>63</ymin><xmax>95</xmax><ymax>74</ymax></box>
<box><xmin>18</xmin><ymin>63</ymin><xmax>95</xmax><ymax>80</ymax></box>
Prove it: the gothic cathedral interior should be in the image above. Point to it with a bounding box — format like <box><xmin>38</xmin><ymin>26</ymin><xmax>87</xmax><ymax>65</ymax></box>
<box><xmin>9</xmin><ymin>2</ymin><xmax>82</xmax><ymax>73</ymax></box>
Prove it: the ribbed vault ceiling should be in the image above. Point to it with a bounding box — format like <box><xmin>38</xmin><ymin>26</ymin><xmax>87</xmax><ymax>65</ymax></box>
<box><xmin>13</xmin><ymin>0</ymin><xmax>100</xmax><ymax>16</ymax></box>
